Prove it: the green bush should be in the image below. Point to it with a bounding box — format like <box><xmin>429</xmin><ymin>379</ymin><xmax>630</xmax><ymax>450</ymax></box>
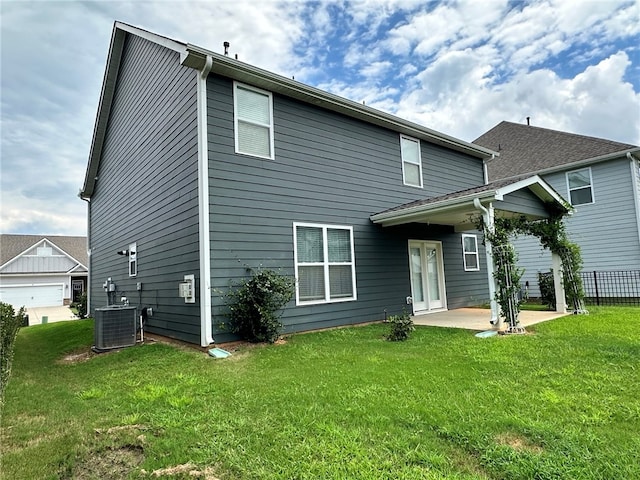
<box><xmin>224</xmin><ymin>269</ymin><xmax>295</xmax><ymax>343</ymax></box>
<box><xmin>386</xmin><ymin>309</ymin><xmax>415</xmax><ymax>341</ymax></box>
<box><xmin>1</xmin><ymin>302</ymin><xmax>25</xmax><ymax>404</ymax></box>
<box><xmin>71</xmin><ymin>292</ymin><xmax>87</xmax><ymax>319</ymax></box>
<box><xmin>538</xmin><ymin>271</ymin><xmax>556</xmax><ymax>310</ymax></box>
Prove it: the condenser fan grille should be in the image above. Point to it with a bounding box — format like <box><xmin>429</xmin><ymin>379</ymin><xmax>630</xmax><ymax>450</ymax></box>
<box><xmin>94</xmin><ymin>306</ymin><xmax>137</xmax><ymax>351</ymax></box>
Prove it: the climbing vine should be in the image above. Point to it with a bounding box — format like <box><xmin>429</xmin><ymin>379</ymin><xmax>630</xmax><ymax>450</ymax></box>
<box><xmin>476</xmin><ymin>203</ymin><xmax>585</xmax><ymax>327</ymax></box>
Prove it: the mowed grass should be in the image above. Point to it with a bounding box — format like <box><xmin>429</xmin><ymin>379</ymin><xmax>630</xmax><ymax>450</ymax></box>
<box><xmin>2</xmin><ymin>307</ymin><xmax>639</xmax><ymax>479</ymax></box>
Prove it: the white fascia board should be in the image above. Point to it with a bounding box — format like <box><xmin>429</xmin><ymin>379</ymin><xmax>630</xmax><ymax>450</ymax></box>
<box><xmin>370</xmin><ymin>191</ymin><xmax>497</xmax><ymax>225</ymax></box>
<box><xmin>495</xmin><ymin>175</ymin><xmax>569</xmax><ymax>210</ymax></box>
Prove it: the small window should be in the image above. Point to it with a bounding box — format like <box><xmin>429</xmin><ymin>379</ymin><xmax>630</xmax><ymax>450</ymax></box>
<box><xmin>566</xmin><ymin>168</ymin><xmax>594</xmax><ymax>205</ymax></box>
<box><xmin>294</xmin><ymin>223</ymin><xmax>357</xmax><ymax>305</ymax></box>
<box><xmin>400</xmin><ymin>135</ymin><xmax>423</xmax><ymax>188</ymax></box>
<box><xmin>129</xmin><ymin>243</ymin><xmax>137</xmax><ymax>277</ymax></box>
<box><xmin>233</xmin><ymin>82</ymin><xmax>274</xmax><ymax>159</ymax></box>
<box><xmin>462</xmin><ymin>234</ymin><xmax>479</xmax><ymax>271</ymax></box>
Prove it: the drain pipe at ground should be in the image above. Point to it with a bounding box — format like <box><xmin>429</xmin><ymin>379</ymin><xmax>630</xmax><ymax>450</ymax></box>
<box><xmin>473</xmin><ymin>198</ymin><xmax>501</xmax><ymax>328</ymax></box>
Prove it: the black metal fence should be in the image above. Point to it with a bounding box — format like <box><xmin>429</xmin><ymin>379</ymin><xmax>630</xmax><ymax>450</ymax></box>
<box><xmin>578</xmin><ymin>270</ymin><xmax>640</xmax><ymax>306</ymax></box>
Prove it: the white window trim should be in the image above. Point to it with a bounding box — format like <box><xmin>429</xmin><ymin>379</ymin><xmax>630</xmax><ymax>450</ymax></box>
<box><xmin>233</xmin><ymin>81</ymin><xmax>275</xmax><ymax>160</ymax></box>
<box><xmin>129</xmin><ymin>242</ymin><xmax>137</xmax><ymax>277</ymax></box>
<box><xmin>462</xmin><ymin>234</ymin><xmax>480</xmax><ymax>272</ymax></box>
<box><xmin>566</xmin><ymin>167</ymin><xmax>595</xmax><ymax>206</ymax></box>
<box><xmin>400</xmin><ymin>134</ymin><xmax>423</xmax><ymax>188</ymax></box>
<box><xmin>293</xmin><ymin>222</ymin><xmax>357</xmax><ymax>306</ymax></box>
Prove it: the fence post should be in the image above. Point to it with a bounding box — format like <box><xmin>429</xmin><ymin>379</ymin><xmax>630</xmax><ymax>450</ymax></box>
<box><xmin>593</xmin><ymin>271</ymin><xmax>599</xmax><ymax>306</ymax></box>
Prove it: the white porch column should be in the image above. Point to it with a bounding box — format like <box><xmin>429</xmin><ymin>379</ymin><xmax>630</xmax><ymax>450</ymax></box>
<box><xmin>551</xmin><ymin>252</ymin><xmax>567</xmax><ymax>313</ymax></box>
<box><xmin>474</xmin><ymin>199</ymin><xmax>500</xmax><ymax>328</ymax></box>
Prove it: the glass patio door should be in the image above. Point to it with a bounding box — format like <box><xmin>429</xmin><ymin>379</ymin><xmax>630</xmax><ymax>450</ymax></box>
<box><xmin>409</xmin><ymin>241</ymin><xmax>445</xmax><ymax>313</ymax></box>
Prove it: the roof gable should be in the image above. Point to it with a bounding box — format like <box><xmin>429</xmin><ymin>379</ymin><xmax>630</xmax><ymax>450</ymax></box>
<box><xmin>474</xmin><ymin>121</ymin><xmax>638</xmax><ymax>180</ymax></box>
<box><xmin>0</xmin><ymin>235</ymin><xmax>88</xmax><ymax>272</ymax></box>
<box><xmin>81</xmin><ymin>22</ymin><xmax>498</xmax><ymax>198</ymax></box>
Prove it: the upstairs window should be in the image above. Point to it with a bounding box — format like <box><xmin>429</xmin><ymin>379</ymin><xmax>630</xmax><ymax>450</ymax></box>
<box><xmin>294</xmin><ymin>223</ymin><xmax>357</xmax><ymax>305</ymax></box>
<box><xmin>462</xmin><ymin>234</ymin><xmax>479</xmax><ymax>271</ymax></box>
<box><xmin>400</xmin><ymin>135</ymin><xmax>423</xmax><ymax>188</ymax></box>
<box><xmin>566</xmin><ymin>167</ymin><xmax>594</xmax><ymax>205</ymax></box>
<box><xmin>233</xmin><ymin>82</ymin><xmax>274</xmax><ymax>159</ymax></box>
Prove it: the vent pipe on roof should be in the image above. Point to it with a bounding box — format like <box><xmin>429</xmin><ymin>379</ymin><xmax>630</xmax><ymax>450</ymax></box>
<box><xmin>526</xmin><ymin>116</ymin><xmax>530</xmax><ymax>126</ymax></box>
<box><xmin>223</xmin><ymin>41</ymin><xmax>230</xmax><ymax>56</ymax></box>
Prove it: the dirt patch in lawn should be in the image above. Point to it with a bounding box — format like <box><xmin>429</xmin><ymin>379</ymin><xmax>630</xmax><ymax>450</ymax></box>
<box><xmin>71</xmin><ymin>445</ymin><xmax>144</xmax><ymax>479</ymax></box>
<box><xmin>146</xmin><ymin>462</ymin><xmax>221</xmax><ymax>479</ymax></box>
<box><xmin>495</xmin><ymin>432</ymin><xmax>544</xmax><ymax>454</ymax></box>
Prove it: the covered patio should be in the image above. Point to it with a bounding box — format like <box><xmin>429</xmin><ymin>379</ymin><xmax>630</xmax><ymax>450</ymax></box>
<box><xmin>412</xmin><ymin>308</ymin><xmax>568</xmax><ymax>331</ymax></box>
<box><xmin>371</xmin><ymin>175</ymin><xmax>572</xmax><ymax>330</ymax></box>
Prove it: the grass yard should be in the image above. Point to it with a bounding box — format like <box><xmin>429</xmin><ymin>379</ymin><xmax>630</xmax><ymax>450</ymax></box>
<box><xmin>2</xmin><ymin>307</ymin><xmax>639</xmax><ymax>479</ymax></box>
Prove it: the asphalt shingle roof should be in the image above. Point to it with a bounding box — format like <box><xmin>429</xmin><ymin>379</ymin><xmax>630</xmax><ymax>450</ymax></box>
<box><xmin>474</xmin><ymin>121</ymin><xmax>637</xmax><ymax>181</ymax></box>
<box><xmin>0</xmin><ymin>234</ymin><xmax>88</xmax><ymax>267</ymax></box>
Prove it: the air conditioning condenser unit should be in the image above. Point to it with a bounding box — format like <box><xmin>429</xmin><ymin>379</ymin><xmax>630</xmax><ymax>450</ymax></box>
<box><xmin>94</xmin><ymin>305</ymin><xmax>138</xmax><ymax>352</ymax></box>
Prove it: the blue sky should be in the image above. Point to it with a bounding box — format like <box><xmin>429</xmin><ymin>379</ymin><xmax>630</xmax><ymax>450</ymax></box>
<box><xmin>1</xmin><ymin>0</ymin><xmax>639</xmax><ymax>236</ymax></box>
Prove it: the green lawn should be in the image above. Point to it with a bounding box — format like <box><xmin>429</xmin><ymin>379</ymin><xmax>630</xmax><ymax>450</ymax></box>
<box><xmin>2</xmin><ymin>307</ymin><xmax>639</xmax><ymax>479</ymax></box>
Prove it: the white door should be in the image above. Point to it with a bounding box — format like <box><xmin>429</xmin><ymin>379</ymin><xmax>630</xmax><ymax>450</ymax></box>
<box><xmin>409</xmin><ymin>241</ymin><xmax>445</xmax><ymax>313</ymax></box>
<box><xmin>0</xmin><ymin>284</ymin><xmax>64</xmax><ymax>309</ymax></box>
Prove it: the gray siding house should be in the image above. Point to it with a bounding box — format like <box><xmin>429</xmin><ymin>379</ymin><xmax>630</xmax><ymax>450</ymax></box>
<box><xmin>80</xmin><ymin>24</ymin><xmax>568</xmax><ymax>346</ymax></box>
<box><xmin>474</xmin><ymin>121</ymin><xmax>640</xmax><ymax>297</ymax></box>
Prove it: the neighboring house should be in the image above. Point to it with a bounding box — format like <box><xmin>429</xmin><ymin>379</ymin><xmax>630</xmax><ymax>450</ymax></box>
<box><xmin>0</xmin><ymin>234</ymin><xmax>88</xmax><ymax>309</ymax></box>
<box><xmin>474</xmin><ymin>121</ymin><xmax>640</xmax><ymax>297</ymax></box>
<box><xmin>80</xmin><ymin>23</ymin><xmax>569</xmax><ymax>346</ymax></box>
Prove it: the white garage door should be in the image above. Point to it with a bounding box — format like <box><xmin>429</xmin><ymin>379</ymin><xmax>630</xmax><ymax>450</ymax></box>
<box><xmin>0</xmin><ymin>285</ymin><xmax>64</xmax><ymax>308</ymax></box>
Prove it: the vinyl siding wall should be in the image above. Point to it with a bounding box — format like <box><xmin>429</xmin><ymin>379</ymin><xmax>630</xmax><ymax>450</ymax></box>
<box><xmin>206</xmin><ymin>75</ymin><xmax>489</xmax><ymax>339</ymax></box>
<box><xmin>514</xmin><ymin>157</ymin><xmax>640</xmax><ymax>297</ymax></box>
<box><xmin>89</xmin><ymin>35</ymin><xmax>201</xmax><ymax>343</ymax></box>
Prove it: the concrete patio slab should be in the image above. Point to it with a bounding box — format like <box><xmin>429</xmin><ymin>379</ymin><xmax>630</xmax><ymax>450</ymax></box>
<box><xmin>412</xmin><ymin>307</ymin><xmax>568</xmax><ymax>331</ymax></box>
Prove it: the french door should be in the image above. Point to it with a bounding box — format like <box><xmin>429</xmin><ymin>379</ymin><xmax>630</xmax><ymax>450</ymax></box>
<box><xmin>408</xmin><ymin>240</ymin><xmax>446</xmax><ymax>313</ymax></box>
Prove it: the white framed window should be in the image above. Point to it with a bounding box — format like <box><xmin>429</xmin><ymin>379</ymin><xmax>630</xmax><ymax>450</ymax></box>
<box><xmin>462</xmin><ymin>234</ymin><xmax>479</xmax><ymax>271</ymax></box>
<box><xmin>129</xmin><ymin>243</ymin><xmax>137</xmax><ymax>277</ymax></box>
<box><xmin>400</xmin><ymin>134</ymin><xmax>423</xmax><ymax>188</ymax></box>
<box><xmin>293</xmin><ymin>223</ymin><xmax>357</xmax><ymax>305</ymax></box>
<box><xmin>233</xmin><ymin>81</ymin><xmax>274</xmax><ymax>159</ymax></box>
<box><xmin>566</xmin><ymin>167</ymin><xmax>594</xmax><ymax>205</ymax></box>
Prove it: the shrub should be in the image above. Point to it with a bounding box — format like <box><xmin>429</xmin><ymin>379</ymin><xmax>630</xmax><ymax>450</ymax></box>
<box><xmin>1</xmin><ymin>302</ymin><xmax>25</xmax><ymax>404</ymax></box>
<box><xmin>386</xmin><ymin>309</ymin><xmax>415</xmax><ymax>342</ymax></box>
<box><xmin>538</xmin><ymin>271</ymin><xmax>556</xmax><ymax>310</ymax></box>
<box><xmin>224</xmin><ymin>268</ymin><xmax>295</xmax><ymax>343</ymax></box>
<box><xmin>71</xmin><ymin>292</ymin><xmax>87</xmax><ymax>319</ymax></box>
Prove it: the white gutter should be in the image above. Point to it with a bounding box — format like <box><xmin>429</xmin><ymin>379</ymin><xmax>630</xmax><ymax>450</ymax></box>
<box><xmin>628</xmin><ymin>152</ymin><xmax>640</xmax><ymax>247</ymax></box>
<box><xmin>473</xmin><ymin>198</ymin><xmax>500</xmax><ymax>327</ymax></box>
<box><xmin>197</xmin><ymin>55</ymin><xmax>214</xmax><ymax>347</ymax></box>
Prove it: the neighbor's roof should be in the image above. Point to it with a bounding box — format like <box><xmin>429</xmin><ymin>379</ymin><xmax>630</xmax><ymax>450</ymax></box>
<box><xmin>81</xmin><ymin>22</ymin><xmax>498</xmax><ymax>197</ymax></box>
<box><xmin>474</xmin><ymin>121</ymin><xmax>639</xmax><ymax>181</ymax></box>
<box><xmin>0</xmin><ymin>234</ymin><xmax>88</xmax><ymax>268</ymax></box>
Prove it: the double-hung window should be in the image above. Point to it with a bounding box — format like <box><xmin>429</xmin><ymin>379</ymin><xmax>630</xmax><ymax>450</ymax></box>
<box><xmin>462</xmin><ymin>234</ymin><xmax>479</xmax><ymax>271</ymax></box>
<box><xmin>566</xmin><ymin>167</ymin><xmax>594</xmax><ymax>205</ymax></box>
<box><xmin>294</xmin><ymin>223</ymin><xmax>356</xmax><ymax>305</ymax></box>
<box><xmin>400</xmin><ymin>135</ymin><xmax>423</xmax><ymax>188</ymax></box>
<box><xmin>233</xmin><ymin>82</ymin><xmax>274</xmax><ymax>159</ymax></box>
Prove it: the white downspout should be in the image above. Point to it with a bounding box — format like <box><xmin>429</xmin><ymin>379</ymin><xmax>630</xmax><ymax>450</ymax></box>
<box><xmin>197</xmin><ymin>55</ymin><xmax>214</xmax><ymax>347</ymax></box>
<box><xmin>628</xmin><ymin>152</ymin><xmax>640</xmax><ymax>247</ymax></box>
<box><xmin>482</xmin><ymin>154</ymin><xmax>494</xmax><ymax>185</ymax></box>
<box><xmin>79</xmin><ymin>194</ymin><xmax>92</xmax><ymax>314</ymax></box>
<box><xmin>474</xmin><ymin>198</ymin><xmax>500</xmax><ymax>327</ymax></box>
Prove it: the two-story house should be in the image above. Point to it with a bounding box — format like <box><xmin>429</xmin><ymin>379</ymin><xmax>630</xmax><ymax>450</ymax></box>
<box><xmin>80</xmin><ymin>23</ymin><xmax>569</xmax><ymax>346</ymax></box>
<box><xmin>474</xmin><ymin>121</ymin><xmax>640</xmax><ymax>298</ymax></box>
